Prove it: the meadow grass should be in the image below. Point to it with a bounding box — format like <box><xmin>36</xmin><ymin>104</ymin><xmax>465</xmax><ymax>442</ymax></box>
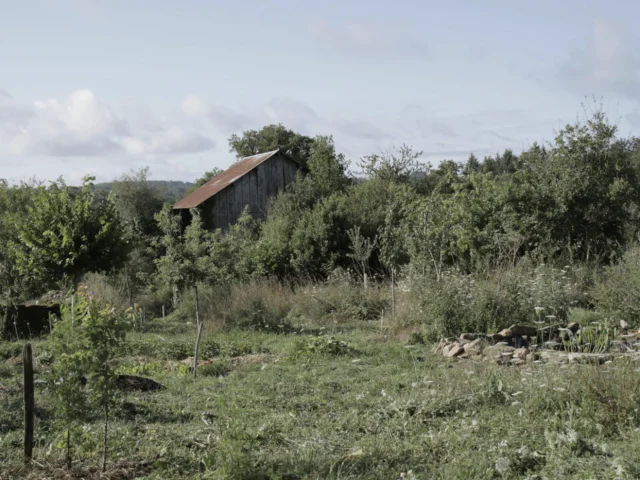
<box><xmin>2</xmin><ymin>294</ymin><xmax>640</xmax><ymax>479</ymax></box>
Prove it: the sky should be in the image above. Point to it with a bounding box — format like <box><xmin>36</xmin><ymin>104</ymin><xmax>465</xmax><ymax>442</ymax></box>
<box><xmin>1</xmin><ymin>0</ymin><xmax>640</xmax><ymax>184</ymax></box>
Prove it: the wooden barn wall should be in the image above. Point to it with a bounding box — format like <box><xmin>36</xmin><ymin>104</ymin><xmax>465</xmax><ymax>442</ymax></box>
<box><xmin>205</xmin><ymin>153</ymin><xmax>303</xmax><ymax>232</ymax></box>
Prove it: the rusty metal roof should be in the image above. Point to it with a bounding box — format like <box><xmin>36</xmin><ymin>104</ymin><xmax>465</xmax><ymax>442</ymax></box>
<box><xmin>173</xmin><ymin>149</ymin><xmax>287</xmax><ymax>209</ymax></box>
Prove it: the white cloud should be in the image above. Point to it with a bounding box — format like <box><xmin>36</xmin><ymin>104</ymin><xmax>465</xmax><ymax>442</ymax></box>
<box><xmin>181</xmin><ymin>95</ymin><xmax>252</xmax><ymax>133</ymax></box>
<box><xmin>0</xmin><ymin>89</ymin><xmax>215</xmax><ymax>157</ymax></box>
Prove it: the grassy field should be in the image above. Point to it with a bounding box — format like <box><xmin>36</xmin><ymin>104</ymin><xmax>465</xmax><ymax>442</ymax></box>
<box><xmin>2</xmin><ymin>311</ymin><xmax>640</xmax><ymax>480</ymax></box>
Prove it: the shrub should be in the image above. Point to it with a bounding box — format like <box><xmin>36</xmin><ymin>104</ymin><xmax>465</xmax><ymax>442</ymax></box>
<box><xmin>592</xmin><ymin>244</ymin><xmax>640</xmax><ymax>326</ymax></box>
<box><xmin>404</xmin><ymin>261</ymin><xmax>591</xmax><ymax>340</ymax></box>
<box><xmin>0</xmin><ymin>342</ymin><xmax>23</xmax><ymax>360</ymax></box>
<box><xmin>290</xmin><ymin>277</ymin><xmax>389</xmax><ymax>323</ymax></box>
<box><xmin>174</xmin><ymin>279</ymin><xmax>293</xmax><ymax>332</ymax></box>
<box><xmin>291</xmin><ymin>336</ymin><xmax>358</xmax><ymax>358</ymax></box>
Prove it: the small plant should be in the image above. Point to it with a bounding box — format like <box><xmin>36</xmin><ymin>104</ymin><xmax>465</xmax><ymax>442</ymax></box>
<box><xmin>199</xmin><ymin>359</ymin><xmax>231</xmax><ymax>377</ymax></box>
<box><xmin>49</xmin><ymin>286</ymin><xmax>135</xmax><ymax>471</ymax></box>
<box><xmin>292</xmin><ymin>336</ymin><xmax>358</xmax><ymax>358</ymax></box>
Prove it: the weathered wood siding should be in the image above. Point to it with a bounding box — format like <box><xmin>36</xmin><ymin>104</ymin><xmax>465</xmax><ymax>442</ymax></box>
<box><xmin>202</xmin><ymin>153</ymin><xmax>302</xmax><ymax>231</ymax></box>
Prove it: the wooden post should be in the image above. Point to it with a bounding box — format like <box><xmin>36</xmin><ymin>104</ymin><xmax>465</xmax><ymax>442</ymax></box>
<box><xmin>102</xmin><ymin>370</ymin><xmax>108</xmax><ymax>472</ymax></box>
<box><xmin>391</xmin><ymin>268</ymin><xmax>396</xmax><ymax>323</ymax></box>
<box><xmin>23</xmin><ymin>343</ymin><xmax>34</xmax><ymax>463</ymax></box>
<box><xmin>162</xmin><ymin>305</ymin><xmax>165</xmax><ymax>320</ymax></box>
<box><xmin>193</xmin><ymin>285</ymin><xmax>203</xmax><ymax>377</ymax></box>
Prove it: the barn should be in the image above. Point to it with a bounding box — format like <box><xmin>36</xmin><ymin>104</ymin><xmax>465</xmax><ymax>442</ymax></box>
<box><xmin>173</xmin><ymin>149</ymin><xmax>305</xmax><ymax>231</ymax></box>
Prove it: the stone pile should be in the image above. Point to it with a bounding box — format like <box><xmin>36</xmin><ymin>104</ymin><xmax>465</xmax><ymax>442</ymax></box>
<box><xmin>433</xmin><ymin>322</ymin><xmax>640</xmax><ymax>365</ymax></box>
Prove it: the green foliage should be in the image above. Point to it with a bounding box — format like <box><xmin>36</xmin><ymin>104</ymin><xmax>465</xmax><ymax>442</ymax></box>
<box><xmin>228</xmin><ymin>123</ymin><xmax>314</xmax><ymax>164</ymax></box>
<box><xmin>122</xmin><ymin>337</ymin><xmax>220</xmax><ymax>360</ymax></box>
<box><xmin>358</xmin><ymin>144</ymin><xmax>424</xmax><ymax>183</ymax></box>
<box><xmin>228</xmin><ymin>298</ymin><xmax>291</xmax><ymax>333</ymax></box>
<box><xmin>48</xmin><ymin>286</ymin><xmax>134</xmax><ymax>466</ymax></box>
<box><xmin>592</xmin><ymin>244</ymin><xmax>640</xmax><ymax>326</ymax></box>
<box><xmin>110</xmin><ymin>167</ymin><xmax>164</xmax><ymax>238</ymax></box>
<box><xmin>407</xmin><ymin>262</ymin><xmax>590</xmax><ymax>340</ymax></box>
<box><xmin>6</xmin><ymin>176</ymin><xmax>128</xmax><ymax>297</ymax></box>
<box><xmin>292</xmin><ymin>335</ymin><xmax>357</xmax><ymax>357</ymax></box>
<box><xmin>291</xmin><ymin>279</ymin><xmax>388</xmax><ymax>322</ymax></box>
<box><xmin>198</xmin><ymin>358</ymin><xmax>231</xmax><ymax>377</ymax></box>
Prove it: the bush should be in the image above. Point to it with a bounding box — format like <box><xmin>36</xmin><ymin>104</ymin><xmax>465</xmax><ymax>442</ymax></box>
<box><xmin>404</xmin><ymin>262</ymin><xmax>591</xmax><ymax>340</ymax></box>
<box><xmin>290</xmin><ymin>276</ymin><xmax>389</xmax><ymax>323</ymax></box>
<box><xmin>0</xmin><ymin>342</ymin><xmax>23</xmax><ymax>360</ymax></box>
<box><xmin>291</xmin><ymin>336</ymin><xmax>358</xmax><ymax>358</ymax></box>
<box><xmin>173</xmin><ymin>280</ymin><xmax>293</xmax><ymax>332</ymax></box>
<box><xmin>592</xmin><ymin>244</ymin><xmax>640</xmax><ymax>327</ymax></box>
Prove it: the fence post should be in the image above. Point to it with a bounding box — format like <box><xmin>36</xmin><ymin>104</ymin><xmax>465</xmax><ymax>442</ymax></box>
<box><xmin>23</xmin><ymin>343</ymin><xmax>34</xmax><ymax>463</ymax></box>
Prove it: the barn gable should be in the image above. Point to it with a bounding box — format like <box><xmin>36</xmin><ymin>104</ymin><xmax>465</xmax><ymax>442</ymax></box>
<box><xmin>173</xmin><ymin>149</ymin><xmax>305</xmax><ymax>231</ymax></box>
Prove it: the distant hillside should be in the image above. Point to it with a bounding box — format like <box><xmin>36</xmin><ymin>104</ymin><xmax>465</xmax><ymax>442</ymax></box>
<box><xmin>93</xmin><ymin>180</ymin><xmax>194</xmax><ymax>204</ymax></box>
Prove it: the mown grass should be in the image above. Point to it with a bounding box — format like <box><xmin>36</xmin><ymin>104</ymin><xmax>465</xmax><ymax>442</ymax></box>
<box><xmin>3</xmin><ymin>309</ymin><xmax>640</xmax><ymax>479</ymax></box>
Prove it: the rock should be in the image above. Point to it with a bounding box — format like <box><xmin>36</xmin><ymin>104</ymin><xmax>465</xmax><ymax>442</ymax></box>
<box><xmin>497</xmin><ymin>352</ymin><xmax>514</xmax><ymax>365</ymax></box>
<box><xmin>442</xmin><ymin>344</ymin><xmax>453</xmax><ymax>356</ymax></box>
<box><xmin>483</xmin><ymin>344</ymin><xmax>515</xmax><ymax>362</ymax></box>
<box><xmin>621</xmin><ymin>334</ymin><xmax>640</xmax><ymax>342</ymax></box>
<box><xmin>525</xmin><ymin>352</ymin><xmax>540</xmax><ymax>364</ymax></box>
<box><xmin>446</xmin><ymin>344</ymin><xmax>465</xmax><ymax>358</ymax></box>
<box><xmin>510</xmin><ymin>325</ymin><xmax>539</xmax><ymax>337</ymax></box>
<box><xmin>513</xmin><ymin>347</ymin><xmax>529</xmax><ymax>360</ymax></box>
<box><xmin>567</xmin><ymin>322</ymin><xmax>580</xmax><ymax>333</ymax></box>
<box><xmin>567</xmin><ymin>353</ymin><xmax>612</xmax><ymax>365</ymax></box>
<box><xmin>432</xmin><ymin>340</ymin><xmax>447</xmax><ymax>355</ymax></box>
<box><xmin>510</xmin><ymin>358</ymin><xmax>526</xmax><ymax>366</ymax></box>
<box><xmin>464</xmin><ymin>338</ymin><xmax>489</xmax><ymax>355</ymax></box>
<box><xmin>460</xmin><ymin>333</ymin><xmax>478</xmax><ymax>341</ymax></box>
<box><xmin>621</xmin><ymin>320</ymin><xmax>630</xmax><ymax>330</ymax></box>
<box><xmin>498</xmin><ymin>325</ymin><xmax>538</xmax><ymax>338</ymax></box>
<box><xmin>539</xmin><ymin>350</ymin><xmax>569</xmax><ymax>363</ymax></box>
<box><xmin>498</xmin><ymin>328</ymin><xmax>513</xmax><ymax>338</ymax></box>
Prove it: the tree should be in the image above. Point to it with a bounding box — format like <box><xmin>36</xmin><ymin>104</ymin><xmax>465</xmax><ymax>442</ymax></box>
<box><xmin>110</xmin><ymin>167</ymin><xmax>164</xmax><ymax>238</ymax></box>
<box><xmin>110</xmin><ymin>168</ymin><xmax>165</xmax><ymax>307</ymax></box>
<box><xmin>358</xmin><ymin>144</ymin><xmax>424</xmax><ymax>183</ymax></box>
<box><xmin>50</xmin><ymin>287</ymin><xmax>135</xmax><ymax>470</ymax></box>
<box><xmin>347</xmin><ymin>226</ymin><xmax>376</xmax><ymax>289</ymax></box>
<box><xmin>187</xmin><ymin>167</ymin><xmax>224</xmax><ymax>194</ymax></box>
<box><xmin>463</xmin><ymin>153</ymin><xmax>481</xmax><ymax>176</ymax></box>
<box><xmin>7</xmin><ymin>176</ymin><xmax>128</xmax><ymax>296</ymax></box>
<box><xmin>228</xmin><ymin>124</ymin><xmax>314</xmax><ymax>164</ymax></box>
<box><xmin>0</xmin><ymin>180</ymin><xmax>33</xmax><ymax>303</ymax></box>
<box><xmin>305</xmin><ymin>136</ymin><xmax>351</xmax><ymax>197</ymax></box>
<box><xmin>518</xmin><ymin>110</ymin><xmax>635</xmax><ymax>261</ymax></box>
<box><xmin>155</xmin><ymin>205</ymin><xmax>215</xmax><ymax>375</ymax></box>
